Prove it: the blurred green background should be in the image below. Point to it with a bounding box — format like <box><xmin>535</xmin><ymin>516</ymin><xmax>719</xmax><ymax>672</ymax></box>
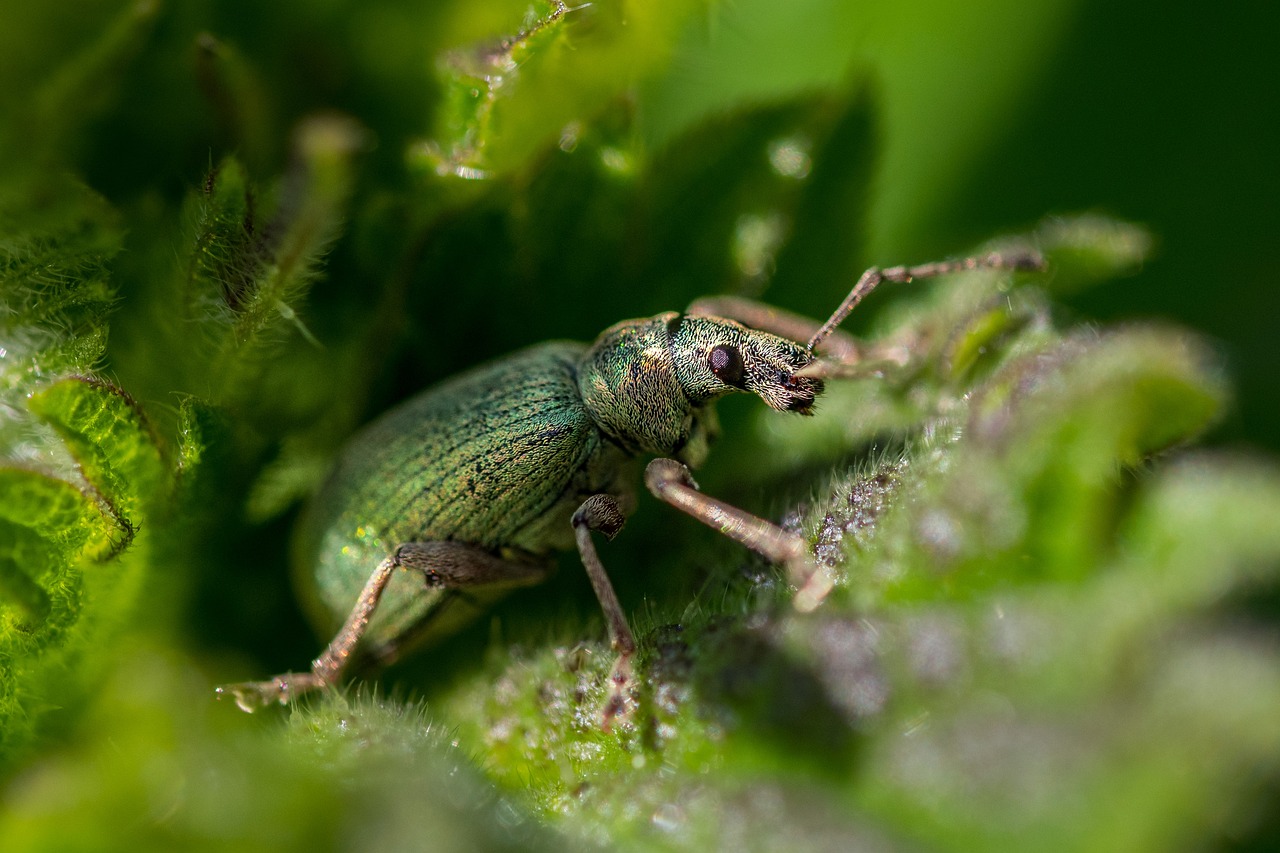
<box><xmin>2</xmin><ymin>0</ymin><xmax>1278</xmax><ymax>850</ymax></box>
<box><xmin>935</xmin><ymin>0</ymin><xmax>1279</xmax><ymax>456</ymax></box>
<box><xmin>3</xmin><ymin>0</ymin><xmax>1274</xmax><ymax>443</ymax></box>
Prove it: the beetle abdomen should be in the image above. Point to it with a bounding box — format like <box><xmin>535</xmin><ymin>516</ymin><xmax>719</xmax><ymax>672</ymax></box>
<box><xmin>298</xmin><ymin>341</ymin><xmax>618</xmax><ymax>642</ymax></box>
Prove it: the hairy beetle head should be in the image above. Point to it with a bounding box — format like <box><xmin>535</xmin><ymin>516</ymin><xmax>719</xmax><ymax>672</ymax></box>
<box><xmin>576</xmin><ymin>313</ymin><xmax>825</xmax><ymax>461</ymax></box>
<box><xmin>669</xmin><ymin>316</ymin><xmax>824</xmax><ymax>415</ymax></box>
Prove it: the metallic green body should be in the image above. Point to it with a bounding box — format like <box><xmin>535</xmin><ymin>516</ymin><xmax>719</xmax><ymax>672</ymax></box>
<box><xmin>294</xmin><ymin>312</ymin><xmax>818</xmax><ymax>652</ymax></box>
<box><xmin>296</xmin><ymin>341</ymin><xmax>635</xmax><ymax>647</ymax></box>
<box><xmin>218</xmin><ymin>250</ymin><xmax>1037</xmax><ymax>712</ymax></box>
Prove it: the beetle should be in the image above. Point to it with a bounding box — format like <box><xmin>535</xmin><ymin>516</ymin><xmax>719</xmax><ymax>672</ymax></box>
<box><xmin>218</xmin><ymin>250</ymin><xmax>1042</xmax><ymax>717</ymax></box>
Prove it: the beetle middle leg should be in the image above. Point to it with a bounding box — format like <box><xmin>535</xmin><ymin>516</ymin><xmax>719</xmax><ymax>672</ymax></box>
<box><xmin>572</xmin><ymin>494</ymin><xmax>637</xmax><ymax>726</ymax></box>
<box><xmin>644</xmin><ymin>458</ymin><xmax>832</xmax><ymax>612</ymax></box>
<box><xmin>217</xmin><ymin>542</ymin><xmax>547</xmax><ymax>712</ymax></box>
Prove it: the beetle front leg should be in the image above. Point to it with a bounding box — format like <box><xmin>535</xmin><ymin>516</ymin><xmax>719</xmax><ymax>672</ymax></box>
<box><xmin>644</xmin><ymin>458</ymin><xmax>833</xmax><ymax>612</ymax></box>
<box><xmin>572</xmin><ymin>494</ymin><xmax>637</xmax><ymax>726</ymax></box>
<box><xmin>217</xmin><ymin>542</ymin><xmax>546</xmax><ymax>712</ymax></box>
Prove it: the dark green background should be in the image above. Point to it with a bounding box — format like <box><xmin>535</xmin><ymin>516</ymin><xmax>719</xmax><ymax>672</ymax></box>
<box><xmin>5</xmin><ymin>0</ymin><xmax>1272</xmax><ymax>450</ymax></box>
<box><xmin>947</xmin><ymin>0</ymin><xmax>1278</xmax><ymax>455</ymax></box>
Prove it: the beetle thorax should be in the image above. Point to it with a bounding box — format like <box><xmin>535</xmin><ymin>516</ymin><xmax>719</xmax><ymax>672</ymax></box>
<box><xmin>577</xmin><ymin>312</ymin><xmax>702</xmax><ymax>459</ymax></box>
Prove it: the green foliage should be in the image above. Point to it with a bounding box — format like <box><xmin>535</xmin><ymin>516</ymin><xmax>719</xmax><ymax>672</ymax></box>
<box><xmin>0</xmin><ymin>378</ymin><xmax>161</xmax><ymax>760</ymax></box>
<box><xmin>0</xmin><ymin>1</ymin><xmax>1275</xmax><ymax>851</ymax></box>
<box><xmin>182</xmin><ymin>116</ymin><xmax>363</xmax><ymax>403</ymax></box>
<box><xmin>0</xmin><ymin>649</ymin><xmax>564</xmax><ymax>852</ymax></box>
<box><xmin>0</xmin><ymin>175</ymin><xmax>119</xmax><ymax>401</ymax></box>
<box><xmin>421</xmin><ymin>0</ymin><xmax>700</xmax><ymax>179</ymax></box>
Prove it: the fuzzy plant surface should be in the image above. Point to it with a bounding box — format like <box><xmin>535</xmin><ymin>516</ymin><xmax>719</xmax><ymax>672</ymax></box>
<box><xmin>1</xmin><ymin>2</ymin><xmax>1278</xmax><ymax>852</ymax></box>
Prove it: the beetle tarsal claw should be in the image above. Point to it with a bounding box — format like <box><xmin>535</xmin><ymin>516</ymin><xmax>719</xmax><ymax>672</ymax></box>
<box><xmin>215</xmin><ymin>682</ymin><xmax>277</xmax><ymax>714</ymax></box>
<box><xmin>215</xmin><ymin>675</ymin><xmax>307</xmax><ymax>713</ymax></box>
<box><xmin>600</xmin><ymin>652</ymin><xmax>635</xmax><ymax>732</ymax></box>
<box><xmin>790</xmin><ymin>558</ymin><xmax>835</xmax><ymax>613</ymax></box>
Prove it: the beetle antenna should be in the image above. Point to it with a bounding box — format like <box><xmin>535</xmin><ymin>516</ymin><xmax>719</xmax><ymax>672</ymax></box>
<box><xmin>805</xmin><ymin>250</ymin><xmax>1045</xmax><ymax>355</ymax></box>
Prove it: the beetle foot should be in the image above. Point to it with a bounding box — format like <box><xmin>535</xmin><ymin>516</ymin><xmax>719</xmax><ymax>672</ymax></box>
<box><xmin>791</xmin><ymin>557</ymin><xmax>835</xmax><ymax>614</ymax></box>
<box><xmin>600</xmin><ymin>652</ymin><xmax>635</xmax><ymax>732</ymax></box>
<box><xmin>215</xmin><ymin>672</ymin><xmax>324</xmax><ymax>713</ymax></box>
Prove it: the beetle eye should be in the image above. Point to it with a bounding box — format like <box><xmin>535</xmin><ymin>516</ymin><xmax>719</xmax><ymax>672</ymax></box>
<box><xmin>708</xmin><ymin>344</ymin><xmax>746</xmax><ymax>387</ymax></box>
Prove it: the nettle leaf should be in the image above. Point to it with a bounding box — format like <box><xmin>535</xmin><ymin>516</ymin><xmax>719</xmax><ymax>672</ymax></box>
<box><xmin>0</xmin><ymin>468</ymin><xmax>105</xmax><ymax>758</ymax></box>
<box><xmin>424</xmin><ymin>2</ymin><xmax>575</xmax><ymax>180</ymax></box>
<box><xmin>0</xmin><ymin>375</ymin><xmax>172</xmax><ymax>759</ymax></box>
<box><xmin>1033</xmin><ymin>214</ymin><xmax>1155</xmax><ymax>296</ymax></box>
<box><xmin>417</xmin><ymin>0</ymin><xmax>697</xmax><ymax>180</ymax></box>
<box><xmin>0</xmin><ymin>177</ymin><xmax>134</xmax><ymax>741</ymax></box>
<box><xmin>0</xmin><ymin>91</ymin><xmax>177</xmax><ymax>758</ymax></box>
<box><xmin>235</xmin><ymin>116</ymin><xmax>364</xmax><ymax>349</ymax></box>
<box><xmin>420</xmin><ymin>219</ymin><xmax>1278</xmax><ymax>852</ymax></box>
<box><xmin>188</xmin><ymin>155</ymin><xmax>258</xmax><ymax>319</ymax></box>
<box><xmin>175</xmin><ymin>396</ymin><xmax>229</xmax><ymax>509</ymax></box>
<box><xmin>143</xmin><ymin>116</ymin><xmax>364</xmax><ymax>413</ymax></box>
<box><xmin>816</xmin><ymin>263</ymin><xmax>1227</xmax><ymax>603</ymax></box>
<box><xmin>0</xmin><ymin>175</ymin><xmax>120</xmax><ymax>403</ymax></box>
<box><xmin>0</xmin><ymin>468</ymin><xmax>105</xmax><ymax>628</ymax></box>
<box><xmin>27</xmin><ymin>377</ymin><xmax>171</xmax><ymax>553</ymax></box>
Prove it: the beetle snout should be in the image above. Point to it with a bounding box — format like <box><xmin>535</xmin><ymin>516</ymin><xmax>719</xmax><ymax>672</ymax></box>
<box><xmin>744</xmin><ymin>344</ymin><xmax>824</xmax><ymax>414</ymax></box>
<box><xmin>781</xmin><ymin>370</ymin><xmax>824</xmax><ymax>414</ymax></box>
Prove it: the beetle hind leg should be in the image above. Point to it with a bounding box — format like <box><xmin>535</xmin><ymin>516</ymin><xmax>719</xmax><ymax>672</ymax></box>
<box><xmin>217</xmin><ymin>542</ymin><xmax>547</xmax><ymax>712</ymax></box>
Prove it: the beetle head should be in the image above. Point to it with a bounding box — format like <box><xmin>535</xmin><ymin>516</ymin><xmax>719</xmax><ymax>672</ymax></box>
<box><xmin>668</xmin><ymin>314</ymin><xmax>824</xmax><ymax>414</ymax></box>
<box><xmin>577</xmin><ymin>312</ymin><xmax>823</xmax><ymax>459</ymax></box>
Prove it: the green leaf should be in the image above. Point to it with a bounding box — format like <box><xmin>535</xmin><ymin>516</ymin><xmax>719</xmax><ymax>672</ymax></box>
<box><xmin>0</xmin><ymin>175</ymin><xmax>120</xmax><ymax>401</ymax></box>
<box><xmin>420</xmin><ymin>0</ymin><xmax>700</xmax><ymax>179</ymax></box>
<box><xmin>187</xmin><ymin>156</ymin><xmax>258</xmax><ymax>317</ymax></box>
<box><xmin>0</xmin><ymin>652</ymin><xmax>567</xmax><ymax>852</ymax></box>
<box><xmin>1034</xmin><ymin>214</ymin><xmax>1156</xmax><ymax>295</ymax></box>
<box><xmin>0</xmin><ymin>378</ymin><xmax>171</xmax><ymax>761</ymax></box>
<box><xmin>859</xmin><ymin>329</ymin><xmax>1225</xmax><ymax>601</ymax></box>
<box><xmin>28</xmin><ymin>377</ymin><xmax>170</xmax><ymax>550</ymax></box>
<box><xmin>0</xmin><ymin>469</ymin><xmax>102</xmax><ymax>626</ymax></box>
<box><xmin>126</xmin><ymin>119</ymin><xmax>364</xmax><ymax>414</ymax></box>
<box><xmin>0</xmin><ymin>467</ymin><xmax>101</xmax><ymax>759</ymax></box>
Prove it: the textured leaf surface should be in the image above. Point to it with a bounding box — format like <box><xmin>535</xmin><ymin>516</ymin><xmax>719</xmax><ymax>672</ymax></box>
<box><xmin>0</xmin><ymin>1</ymin><xmax>1275</xmax><ymax>851</ymax></box>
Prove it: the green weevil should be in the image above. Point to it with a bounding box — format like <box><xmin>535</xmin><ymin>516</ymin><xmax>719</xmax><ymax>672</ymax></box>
<box><xmin>218</xmin><ymin>251</ymin><xmax>1042</xmax><ymax>717</ymax></box>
